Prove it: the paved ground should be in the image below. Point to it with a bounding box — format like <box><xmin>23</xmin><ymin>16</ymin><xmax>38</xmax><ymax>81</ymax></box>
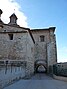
<box><xmin>4</xmin><ymin>73</ymin><xmax>67</xmax><ymax>89</ymax></box>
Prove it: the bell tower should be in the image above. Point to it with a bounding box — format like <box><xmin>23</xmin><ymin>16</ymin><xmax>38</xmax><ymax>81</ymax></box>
<box><xmin>8</xmin><ymin>13</ymin><xmax>18</xmax><ymax>25</ymax></box>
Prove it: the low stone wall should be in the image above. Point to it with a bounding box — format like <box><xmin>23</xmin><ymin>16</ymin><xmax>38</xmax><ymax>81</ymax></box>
<box><xmin>53</xmin><ymin>74</ymin><xmax>67</xmax><ymax>82</ymax></box>
<box><xmin>0</xmin><ymin>66</ymin><xmax>25</xmax><ymax>89</ymax></box>
<box><xmin>53</xmin><ymin>63</ymin><xmax>67</xmax><ymax>77</ymax></box>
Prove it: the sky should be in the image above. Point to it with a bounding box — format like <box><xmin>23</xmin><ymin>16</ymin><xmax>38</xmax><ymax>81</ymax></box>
<box><xmin>0</xmin><ymin>0</ymin><xmax>67</xmax><ymax>62</ymax></box>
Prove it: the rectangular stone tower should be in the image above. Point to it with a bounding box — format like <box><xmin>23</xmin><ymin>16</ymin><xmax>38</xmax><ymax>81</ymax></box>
<box><xmin>31</xmin><ymin>27</ymin><xmax>57</xmax><ymax>74</ymax></box>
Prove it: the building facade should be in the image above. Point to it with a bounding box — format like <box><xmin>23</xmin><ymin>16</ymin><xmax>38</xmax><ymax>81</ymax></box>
<box><xmin>0</xmin><ymin>9</ymin><xmax>57</xmax><ymax>77</ymax></box>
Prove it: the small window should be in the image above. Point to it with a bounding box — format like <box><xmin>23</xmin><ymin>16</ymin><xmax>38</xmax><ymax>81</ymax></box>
<box><xmin>8</xmin><ymin>34</ymin><xmax>13</xmax><ymax>40</ymax></box>
<box><xmin>40</xmin><ymin>35</ymin><xmax>45</xmax><ymax>42</ymax></box>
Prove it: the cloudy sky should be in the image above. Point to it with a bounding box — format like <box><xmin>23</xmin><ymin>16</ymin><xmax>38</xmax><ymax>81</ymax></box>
<box><xmin>0</xmin><ymin>0</ymin><xmax>67</xmax><ymax>62</ymax></box>
<box><xmin>0</xmin><ymin>0</ymin><xmax>28</xmax><ymax>27</ymax></box>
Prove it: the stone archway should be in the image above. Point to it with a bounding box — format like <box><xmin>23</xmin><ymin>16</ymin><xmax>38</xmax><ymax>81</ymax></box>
<box><xmin>36</xmin><ymin>64</ymin><xmax>47</xmax><ymax>73</ymax></box>
<box><xmin>35</xmin><ymin>60</ymin><xmax>47</xmax><ymax>73</ymax></box>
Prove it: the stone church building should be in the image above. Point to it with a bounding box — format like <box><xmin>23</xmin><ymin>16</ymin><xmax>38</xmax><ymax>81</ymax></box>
<box><xmin>0</xmin><ymin>9</ymin><xmax>57</xmax><ymax>77</ymax></box>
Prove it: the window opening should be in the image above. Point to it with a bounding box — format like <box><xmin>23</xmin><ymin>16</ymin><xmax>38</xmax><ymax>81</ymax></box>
<box><xmin>40</xmin><ymin>35</ymin><xmax>45</xmax><ymax>42</ymax></box>
<box><xmin>8</xmin><ymin>34</ymin><xmax>13</xmax><ymax>40</ymax></box>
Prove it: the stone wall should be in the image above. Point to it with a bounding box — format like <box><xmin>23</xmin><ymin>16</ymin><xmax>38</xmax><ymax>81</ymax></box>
<box><xmin>0</xmin><ymin>33</ymin><xmax>27</xmax><ymax>61</ymax></box>
<box><xmin>0</xmin><ymin>25</ymin><xmax>28</xmax><ymax>61</ymax></box>
<box><xmin>32</xmin><ymin>28</ymin><xmax>57</xmax><ymax>74</ymax></box>
<box><xmin>53</xmin><ymin>63</ymin><xmax>67</xmax><ymax>77</ymax></box>
<box><xmin>53</xmin><ymin>63</ymin><xmax>67</xmax><ymax>81</ymax></box>
<box><xmin>0</xmin><ymin>24</ymin><xmax>35</xmax><ymax>77</ymax></box>
<box><xmin>34</xmin><ymin>42</ymin><xmax>47</xmax><ymax>61</ymax></box>
<box><xmin>47</xmin><ymin>42</ymin><xmax>57</xmax><ymax>74</ymax></box>
<box><xmin>47</xmin><ymin>42</ymin><xmax>57</xmax><ymax>66</ymax></box>
<box><xmin>31</xmin><ymin>30</ymin><xmax>50</xmax><ymax>43</ymax></box>
<box><xmin>46</xmin><ymin>28</ymin><xmax>57</xmax><ymax>73</ymax></box>
<box><xmin>32</xmin><ymin>30</ymin><xmax>50</xmax><ymax>62</ymax></box>
<box><xmin>25</xmin><ymin>32</ymin><xmax>34</xmax><ymax>77</ymax></box>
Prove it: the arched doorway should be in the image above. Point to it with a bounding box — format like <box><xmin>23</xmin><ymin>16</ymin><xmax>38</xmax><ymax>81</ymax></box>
<box><xmin>35</xmin><ymin>64</ymin><xmax>47</xmax><ymax>73</ymax></box>
<box><xmin>35</xmin><ymin>60</ymin><xmax>47</xmax><ymax>73</ymax></box>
